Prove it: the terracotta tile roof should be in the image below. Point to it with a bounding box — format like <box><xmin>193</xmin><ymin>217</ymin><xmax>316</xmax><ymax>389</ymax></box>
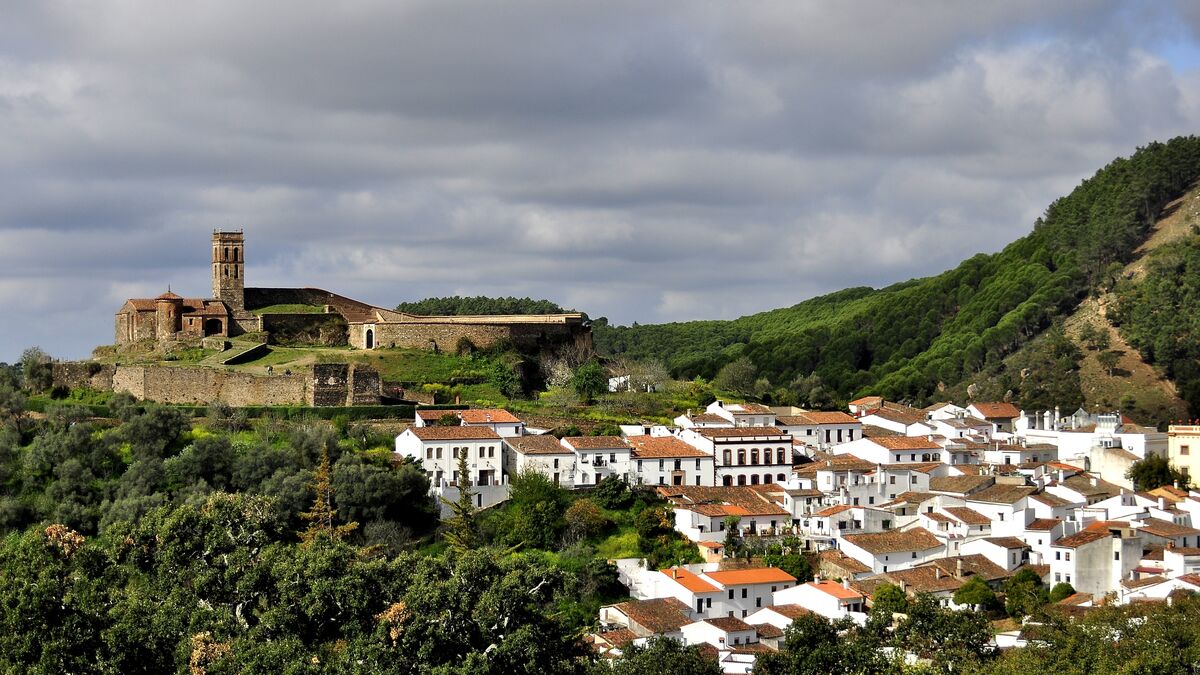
<box><xmin>808</xmin><ymin>580</ymin><xmax>863</xmax><ymax>600</ymax></box>
<box><xmin>943</xmin><ymin>507</ymin><xmax>991</xmax><ymax>526</ymax></box>
<box><xmin>862</xmin><ymin>424</ymin><xmax>902</xmax><ymax>438</ymax></box>
<box><xmin>1058</xmin><ymin>592</ymin><xmax>1094</xmax><ymax>606</ymax></box>
<box><xmin>842</xmin><ymin>527</ymin><xmax>942</xmax><ymax>554</ymax></box>
<box><xmin>563</xmin><ymin>436</ymin><xmax>629</xmax><ymax>450</ymax></box>
<box><xmin>849</xmin><ymin>396</ymin><xmax>883</xmax><ymax>406</ymax></box>
<box><xmin>966</xmin><ymin>484</ymin><xmax>1037</xmax><ymax>505</ymax></box>
<box><xmin>610</xmin><ymin>598</ymin><xmax>693</xmax><ymax>634</ymax></box>
<box><xmin>1054</xmin><ymin>529</ymin><xmax>1113</xmax><ymax>549</ymax></box>
<box><xmin>459</xmin><ymin>408</ymin><xmax>522</xmax><ymax>424</ymax></box>
<box><xmin>661</xmin><ymin>567</ymin><xmax>720</xmax><ymax>594</ymax></box>
<box><xmin>814</xmin><ymin>504</ymin><xmax>856</xmax><ymax>517</ymax></box>
<box><xmin>871</xmin><ymin>436</ymin><xmax>941</xmax><ymax>450</ymax></box>
<box><xmin>628</xmin><ymin>436</ymin><xmax>709</xmax><ymax>459</ymax></box>
<box><xmin>794</xmin><ymin>453</ymin><xmax>876</xmax><ymax>475</ymax></box>
<box><xmin>1029</xmin><ymin>492</ymin><xmax>1076</xmax><ymax>507</ymax></box>
<box><xmin>777</xmin><ymin>411</ymin><xmax>859</xmax><ymax>425</ymax></box>
<box><xmin>818</xmin><ymin>550</ymin><xmax>872</xmax><ymax>572</ymax></box>
<box><xmin>409</xmin><ymin>426</ymin><xmax>501</xmax><ymax>441</ymax></box>
<box><xmin>970</xmin><ymin>402</ymin><xmax>1021</xmax><ymax>419</ymax></box>
<box><xmin>1137</xmin><ymin>517</ymin><xmax>1200</xmax><ymax>538</ymax></box>
<box><xmin>885</xmin><ymin>567</ymin><xmax>963</xmax><ymax>594</ymax></box>
<box><xmin>865</xmin><ymin>408</ymin><xmax>928</xmax><ymax>426</ymax></box>
<box><xmin>925</xmin><ymin>554</ymin><xmax>1010</xmax><ymax>582</ymax></box>
<box><xmin>704</xmin><ymin>616</ymin><xmax>754</xmax><ymax>632</ymax></box>
<box><xmin>727</xmin><ymin>403</ymin><xmax>773</xmax><ymax>415</ymax></box>
<box><xmin>686</xmin><ymin>413</ymin><xmax>730</xmax><ymax>424</ymax></box>
<box><xmin>1121</xmin><ymin>575</ymin><xmax>1167</xmax><ymax>590</ymax></box>
<box><xmin>752</xmin><ymin>623</ymin><xmax>784</xmax><ymax>638</ymax></box>
<box><xmin>984</xmin><ymin>536</ymin><xmax>1030</xmax><ymax>550</ymax></box>
<box><xmin>768</xmin><ymin>603</ymin><xmax>814</xmax><ymax>619</ymax></box>
<box><xmin>924</xmin><ymin>512</ymin><xmax>955</xmax><ymax>523</ymax></box>
<box><xmin>704</xmin><ymin>567</ymin><xmax>797</xmax><ymax>586</ymax></box>
<box><xmin>656</xmin><ymin>486</ymin><xmax>790</xmax><ymax>517</ymax></box>
<box><xmin>879</xmin><ymin>491</ymin><xmax>939</xmax><ymax>508</ymax></box>
<box><xmin>929</xmin><ymin>475</ymin><xmax>995</xmax><ymax>495</ymax></box>
<box><xmin>695</xmin><ymin>427</ymin><xmax>789</xmax><ymax>440</ymax></box>
<box><xmin>1058</xmin><ymin>474</ymin><xmax>1122</xmax><ymax>499</ymax></box>
<box><xmin>1026</xmin><ymin>518</ymin><xmax>1063</xmax><ymax>531</ymax></box>
<box><xmin>505</xmin><ymin>435</ymin><xmax>572</xmax><ymax>455</ymax></box>
<box><xmin>595</xmin><ymin>628</ymin><xmax>637</xmax><ymax>648</ymax></box>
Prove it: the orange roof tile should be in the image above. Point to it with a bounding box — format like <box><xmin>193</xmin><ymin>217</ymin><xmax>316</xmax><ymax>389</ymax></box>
<box><xmin>628</xmin><ymin>436</ymin><xmax>709</xmax><ymax>459</ymax></box>
<box><xmin>704</xmin><ymin>567</ymin><xmax>797</xmax><ymax>586</ymax></box>
<box><xmin>409</xmin><ymin>426</ymin><xmax>501</xmax><ymax>441</ymax></box>
<box><xmin>809</xmin><ymin>580</ymin><xmax>863</xmax><ymax>600</ymax></box>
<box><xmin>660</xmin><ymin>567</ymin><xmax>720</xmax><ymax>594</ymax></box>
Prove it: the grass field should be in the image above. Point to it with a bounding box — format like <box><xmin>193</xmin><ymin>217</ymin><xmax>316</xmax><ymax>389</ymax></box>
<box><xmin>249</xmin><ymin>304</ymin><xmax>326</xmax><ymax>314</ymax></box>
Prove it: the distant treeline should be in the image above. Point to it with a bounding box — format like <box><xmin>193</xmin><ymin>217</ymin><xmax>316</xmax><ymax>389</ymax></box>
<box><xmin>595</xmin><ymin>136</ymin><xmax>1200</xmax><ymax>413</ymax></box>
<box><xmin>396</xmin><ymin>295</ymin><xmax>566</xmax><ymax>316</ymax></box>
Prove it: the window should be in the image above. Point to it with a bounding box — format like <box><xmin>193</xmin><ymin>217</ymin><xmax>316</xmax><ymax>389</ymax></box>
<box><xmin>751</xmin><ymin>475</ymin><xmax>760</xmax><ymax>485</ymax></box>
<box><xmin>728</xmin><ymin>589</ymin><xmax>734</xmax><ymax>599</ymax></box>
<box><xmin>764</xmin><ymin>451</ymin><xmax>772</xmax><ymax>465</ymax></box>
<box><xmin>610</xmin><ymin>453</ymin><xmax>616</xmax><ymax>462</ymax></box>
<box><xmin>723</xmin><ymin>449</ymin><xmax>732</xmax><ymax>465</ymax></box>
<box><xmin>1055</xmin><ymin>573</ymin><xmax>1061</xmax><ymax>582</ymax></box>
<box><xmin>738</xmin><ymin>450</ymin><xmax>746</xmax><ymax>465</ymax></box>
<box><xmin>706</xmin><ymin>598</ymin><xmax>711</xmax><ymax>609</ymax></box>
<box><xmin>1066</xmin><ymin>552</ymin><xmax>1071</xmax><ymax>561</ymax></box>
<box><xmin>436</xmin><ymin>448</ymin><xmax>442</xmax><ymax>459</ymax></box>
<box><xmin>751</xmin><ymin>449</ymin><xmax>759</xmax><ymax>464</ymax></box>
<box><xmin>659</xmin><ymin>459</ymin><xmax>664</xmax><ymax>470</ymax></box>
<box><xmin>837</xmin><ymin>429</ymin><xmax>843</xmax><ymax>443</ymax></box>
<box><xmin>825</xmin><ymin>430</ymin><xmax>831</xmax><ymax>444</ymax></box>
<box><xmin>778</xmin><ymin>449</ymin><xmax>786</xmax><ymax>464</ymax></box>
<box><xmin>911</xmin><ymin>552</ymin><xmax>917</xmax><ymax>559</ymax></box>
<box><xmin>1055</xmin><ymin>551</ymin><xmax>1061</xmax><ymax>561</ymax></box>
<box><xmin>764</xmin><ymin>474</ymin><xmax>773</xmax><ymax>484</ymax></box>
<box><xmin>553</xmin><ymin>458</ymin><xmax>559</xmax><ymax>469</ymax></box>
<box><xmin>1183</xmin><ymin>445</ymin><xmax>1191</xmax><ymax>456</ymax></box>
<box><xmin>889</xmin><ymin>475</ymin><xmax>896</xmax><ymax>485</ymax></box>
<box><xmin>756</xmin><ymin>597</ymin><xmax>762</xmax><ymax>607</ymax></box>
<box><xmin>741</xmin><ymin>589</ymin><xmax>748</xmax><ymax>599</ymax></box>
<box><xmin>1114</xmin><ymin>551</ymin><xmax>1120</xmax><ymax>561</ymax></box>
<box><xmin>425</xmin><ymin>448</ymin><xmax>432</xmax><ymax>459</ymax></box>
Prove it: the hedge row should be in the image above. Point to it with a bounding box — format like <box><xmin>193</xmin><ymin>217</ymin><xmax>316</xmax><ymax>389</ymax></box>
<box><xmin>25</xmin><ymin>398</ymin><xmax>469</xmax><ymax>421</ymax></box>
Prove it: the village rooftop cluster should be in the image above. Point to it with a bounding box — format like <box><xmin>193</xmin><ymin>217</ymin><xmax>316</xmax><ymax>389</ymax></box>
<box><xmin>393</xmin><ymin>398</ymin><xmax>1200</xmax><ymax>672</ymax></box>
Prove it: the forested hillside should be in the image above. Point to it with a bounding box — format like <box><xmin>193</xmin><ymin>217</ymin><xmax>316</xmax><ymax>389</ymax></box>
<box><xmin>595</xmin><ymin>137</ymin><xmax>1200</xmax><ymax>415</ymax></box>
<box><xmin>396</xmin><ymin>295</ymin><xmax>565</xmax><ymax>315</ymax></box>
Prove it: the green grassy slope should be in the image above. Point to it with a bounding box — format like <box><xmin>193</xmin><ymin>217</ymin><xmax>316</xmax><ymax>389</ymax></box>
<box><xmin>595</xmin><ymin>137</ymin><xmax>1200</xmax><ymax>413</ymax></box>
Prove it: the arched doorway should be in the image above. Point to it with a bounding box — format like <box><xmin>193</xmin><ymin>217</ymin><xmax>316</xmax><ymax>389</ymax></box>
<box><xmin>204</xmin><ymin>318</ymin><xmax>223</xmax><ymax>336</ymax></box>
<box><xmin>365</xmin><ymin>328</ymin><xmax>375</xmax><ymax>349</ymax></box>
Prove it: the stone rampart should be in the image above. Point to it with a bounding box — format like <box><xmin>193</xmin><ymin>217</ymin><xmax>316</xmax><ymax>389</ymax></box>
<box><xmin>112</xmin><ymin>366</ymin><xmax>309</xmax><ymax>406</ymax></box>
<box><xmin>52</xmin><ymin>362</ymin><xmax>116</xmax><ymax>391</ymax></box>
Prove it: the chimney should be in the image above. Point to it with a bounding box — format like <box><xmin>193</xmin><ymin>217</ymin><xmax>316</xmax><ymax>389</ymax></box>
<box><xmin>813</xmin><ymin>574</ymin><xmax>821</xmax><ymax>583</ymax></box>
<box><xmin>956</xmin><ymin>559</ymin><xmax>964</xmax><ymax>579</ymax></box>
<box><xmin>935</xmin><ymin>566</ymin><xmax>942</xmax><ymax>580</ymax></box>
<box><xmin>672</xmin><ymin>567</ymin><xmax>678</xmax><ymax>579</ymax></box>
<box><xmin>898</xmin><ymin>580</ymin><xmax>907</xmax><ymax>594</ymax></box>
<box><xmin>1160</xmin><ymin>497</ymin><xmax>1167</xmax><ymax>511</ymax></box>
<box><xmin>842</xmin><ymin>578</ymin><xmax>850</xmax><ymax>590</ymax></box>
<box><xmin>1090</xmin><ymin>476</ymin><xmax>1098</xmax><ymax>487</ymax></box>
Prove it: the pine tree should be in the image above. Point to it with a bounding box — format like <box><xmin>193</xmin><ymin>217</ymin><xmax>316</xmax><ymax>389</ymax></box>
<box><xmin>299</xmin><ymin>447</ymin><xmax>358</xmax><ymax>544</ymax></box>
<box><xmin>441</xmin><ymin>451</ymin><xmax>480</xmax><ymax>553</ymax></box>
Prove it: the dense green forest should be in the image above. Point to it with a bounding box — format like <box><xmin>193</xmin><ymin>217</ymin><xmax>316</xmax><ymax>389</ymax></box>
<box><xmin>595</xmin><ymin>137</ymin><xmax>1200</xmax><ymax>414</ymax></box>
<box><xmin>396</xmin><ymin>296</ymin><xmax>566</xmax><ymax>316</ymax></box>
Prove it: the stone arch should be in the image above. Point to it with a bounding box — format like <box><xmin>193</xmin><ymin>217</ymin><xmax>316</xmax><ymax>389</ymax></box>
<box><xmin>365</xmin><ymin>328</ymin><xmax>375</xmax><ymax>349</ymax></box>
<box><xmin>203</xmin><ymin>318</ymin><xmax>223</xmax><ymax>336</ymax></box>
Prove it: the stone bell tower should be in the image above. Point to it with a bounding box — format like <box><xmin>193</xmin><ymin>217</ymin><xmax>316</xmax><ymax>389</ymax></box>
<box><xmin>212</xmin><ymin>230</ymin><xmax>245</xmax><ymax>312</ymax></box>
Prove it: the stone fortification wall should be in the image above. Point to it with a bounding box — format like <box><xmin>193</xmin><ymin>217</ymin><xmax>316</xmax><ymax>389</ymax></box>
<box><xmin>356</xmin><ymin>320</ymin><xmax>590</xmax><ymax>353</ymax></box>
<box><xmin>261</xmin><ymin>313</ymin><xmax>348</xmax><ymax>347</ymax></box>
<box><xmin>310</xmin><ymin>363</ymin><xmax>381</xmax><ymax>406</ymax></box>
<box><xmin>112</xmin><ymin>366</ymin><xmax>308</xmax><ymax>406</ymax></box>
<box><xmin>311</xmin><ymin>364</ymin><xmax>350</xmax><ymax>407</ymax></box>
<box><xmin>52</xmin><ymin>362</ymin><xmax>116</xmax><ymax>391</ymax></box>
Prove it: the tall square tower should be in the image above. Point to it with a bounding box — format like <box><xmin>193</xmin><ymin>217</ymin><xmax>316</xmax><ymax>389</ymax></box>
<box><xmin>212</xmin><ymin>230</ymin><xmax>245</xmax><ymax>312</ymax></box>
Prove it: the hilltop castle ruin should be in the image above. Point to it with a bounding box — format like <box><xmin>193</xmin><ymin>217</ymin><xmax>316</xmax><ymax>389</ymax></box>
<box><xmin>115</xmin><ymin>231</ymin><xmax>591</xmax><ymax>354</ymax></box>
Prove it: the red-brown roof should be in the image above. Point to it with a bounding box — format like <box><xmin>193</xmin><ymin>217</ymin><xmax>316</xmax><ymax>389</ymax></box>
<box><xmin>695</xmin><ymin>427</ymin><xmax>789</xmax><ymax>440</ymax></box>
<box><xmin>409</xmin><ymin>426</ymin><xmax>501</xmax><ymax>441</ymax></box>
<box><xmin>943</xmin><ymin>507</ymin><xmax>992</xmax><ymax>526</ymax></box>
<box><xmin>1026</xmin><ymin>518</ymin><xmax>1063</xmax><ymax>531</ymax></box>
<box><xmin>843</xmin><ymin>527</ymin><xmax>942</xmax><ymax>554</ymax></box>
<box><xmin>628</xmin><ymin>436</ymin><xmax>709</xmax><ymax>459</ymax></box>
<box><xmin>563</xmin><ymin>436</ymin><xmax>629</xmax><ymax>450</ymax></box>
<box><xmin>610</xmin><ymin>598</ymin><xmax>693</xmax><ymax>634</ymax></box>
<box><xmin>808</xmin><ymin>580</ymin><xmax>863</xmax><ymax>600</ymax></box>
<box><xmin>660</xmin><ymin>568</ymin><xmax>720</xmax><ymax>594</ymax></box>
<box><xmin>970</xmin><ymin>402</ymin><xmax>1021</xmax><ymax>420</ymax></box>
<box><xmin>459</xmin><ymin>409</ymin><xmax>523</xmax><ymax>424</ymax></box>
<box><xmin>505</xmin><ymin>435</ymin><xmax>572</xmax><ymax>455</ymax></box>
<box><xmin>704</xmin><ymin>568</ymin><xmax>797</xmax><ymax>586</ymax></box>
<box><xmin>703</xmin><ymin>616</ymin><xmax>754</xmax><ymax>632</ymax></box>
<box><xmin>767</xmin><ymin>603</ymin><xmax>813</xmax><ymax>619</ymax></box>
<box><xmin>778</xmin><ymin>411</ymin><xmax>859</xmax><ymax>426</ymax></box>
<box><xmin>871</xmin><ymin>436</ymin><xmax>941</xmax><ymax>450</ymax></box>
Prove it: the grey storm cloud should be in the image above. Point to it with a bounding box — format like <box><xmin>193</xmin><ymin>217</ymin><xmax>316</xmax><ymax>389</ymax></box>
<box><xmin>1</xmin><ymin>0</ymin><xmax>1199</xmax><ymax>360</ymax></box>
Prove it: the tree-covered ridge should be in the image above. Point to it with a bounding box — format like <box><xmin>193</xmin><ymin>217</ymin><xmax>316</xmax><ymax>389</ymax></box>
<box><xmin>396</xmin><ymin>295</ymin><xmax>566</xmax><ymax>316</ymax></box>
<box><xmin>595</xmin><ymin>137</ymin><xmax>1200</xmax><ymax>412</ymax></box>
<box><xmin>1114</xmin><ymin>232</ymin><xmax>1200</xmax><ymax>413</ymax></box>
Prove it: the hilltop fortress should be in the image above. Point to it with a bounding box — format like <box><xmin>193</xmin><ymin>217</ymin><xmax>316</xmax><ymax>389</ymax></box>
<box><xmin>115</xmin><ymin>231</ymin><xmax>591</xmax><ymax>354</ymax></box>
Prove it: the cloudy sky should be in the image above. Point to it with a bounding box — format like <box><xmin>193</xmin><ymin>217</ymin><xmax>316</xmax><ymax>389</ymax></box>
<box><xmin>2</xmin><ymin>1</ymin><xmax>1200</xmax><ymax>361</ymax></box>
